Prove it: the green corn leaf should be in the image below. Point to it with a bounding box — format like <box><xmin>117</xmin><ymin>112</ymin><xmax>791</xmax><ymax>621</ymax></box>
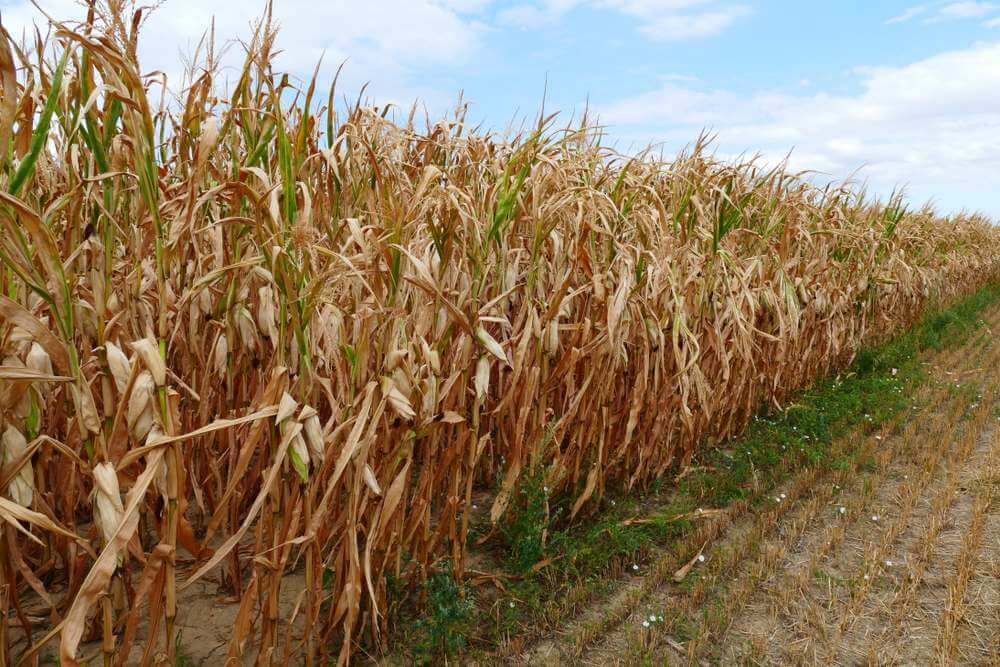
<box><xmin>289</xmin><ymin>445</ymin><xmax>309</xmax><ymax>482</ymax></box>
<box><xmin>9</xmin><ymin>49</ymin><xmax>70</xmax><ymax>196</ymax></box>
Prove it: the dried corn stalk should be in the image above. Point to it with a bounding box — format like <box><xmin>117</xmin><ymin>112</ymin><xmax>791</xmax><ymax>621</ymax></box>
<box><xmin>0</xmin><ymin>4</ymin><xmax>996</xmax><ymax>665</ymax></box>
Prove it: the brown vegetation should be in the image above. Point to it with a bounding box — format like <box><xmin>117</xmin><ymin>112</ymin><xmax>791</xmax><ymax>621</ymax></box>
<box><xmin>0</xmin><ymin>3</ymin><xmax>998</xmax><ymax>663</ymax></box>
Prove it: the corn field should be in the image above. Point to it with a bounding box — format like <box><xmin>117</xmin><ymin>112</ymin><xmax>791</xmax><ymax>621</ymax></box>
<box><xmin>0</xmin><ymin>4</ymin><xmax>997</xmax><ymax>665</ymax></box>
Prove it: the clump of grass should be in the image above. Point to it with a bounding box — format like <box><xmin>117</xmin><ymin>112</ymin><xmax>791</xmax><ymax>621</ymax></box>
<box><xmin>413</xmin><ymin>562</ymin><xmax>475</xmax><ymax>660</ymax></box>
<box><xmin>0</xmin><ymin>2</ymin><xmax>997</xmax><ymax>665</ymax></box>
<box><xmin>501</xmin><ymin>465</ymin><xmax>555</xmax><ymax>573</ymax></box>
<box><xmin>499</xmin><ymin>422</ymin><xmax>563</xmax><ymax>573</ymax></box>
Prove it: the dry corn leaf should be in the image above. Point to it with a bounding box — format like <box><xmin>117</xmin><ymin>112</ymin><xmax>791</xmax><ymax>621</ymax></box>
<box><xmin>673</xmin><ymin>540</ymin><xmax>710</xmax><ymax>583</ymax></box>
<box><xmin>0</xmin><ymin>366</ymin><xmax>70</xmax><ymax>382</ymax></box>
<box><xmin>0</xmin><ymin>295</ymin><xmax>70</xmax><ymax>374</ymax></box>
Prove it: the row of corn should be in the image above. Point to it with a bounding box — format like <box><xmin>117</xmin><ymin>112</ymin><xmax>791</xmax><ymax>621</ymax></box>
<box><xmin>0</xmin><ymin>5</ymin><xmax>998</xmax><ymax>665</ymax></box>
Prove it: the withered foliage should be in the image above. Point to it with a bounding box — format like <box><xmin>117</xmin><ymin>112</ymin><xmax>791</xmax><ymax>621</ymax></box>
<box><xmin>0</xmin><ymin>3</ymin><xmax>998</xmax><ymax>664</ymax></box>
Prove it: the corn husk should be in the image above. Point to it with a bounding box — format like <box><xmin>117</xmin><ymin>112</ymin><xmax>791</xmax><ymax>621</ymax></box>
<box><xmin>300</xmin><ymin>405</ymin><xmax>325</xmax><ymax>463</ymax></box>
<box><xmin>127</xmin><ymin>371</ymin><xmax>156</xmax><ymax>441</ymax></box>
<box><xmin>382</xmin><ymin>376</ymin><xmax>415</xmax><ymax>420</ymax></box>
<box><xmin>475</xmin><ymin>356</ymin><xmax>491</xmax><ymax>401</ymax></box>
<box><xmin>25</xmin><ymin>342</ymin><xmax>52</xmax><ymax>394</ymax></box>
<box><xmin>257</xmin><ymin>286</ymin><xmax>279</xmax><ymax>346</ymax></box>
<box><xmin>105</xmin><ymin>341</ymin><xmax>131</xmax><ymax>394</ymax></box>
<box><xmin>130</xmin><ymin>337</ymin><xmax>166</xmax><ymax>386</ymax></box>
<box><xmin>91</xmin><ymin>462</ymin><xmax>124</xmax><ymax>553</ymax></box>
<box><xmin>477</xmin><ymin>326</ymin><xmax>509</xmax><ymax>366</ymax></box>
<box><xmin>1</xmin><ymin>425</ymin><xmax>33</xmax><ymax>507</ymax></box>
<box><xmin>212</xmin><ymin>333</ymin><xmax>228</xmax><ymax>376</ymax></box>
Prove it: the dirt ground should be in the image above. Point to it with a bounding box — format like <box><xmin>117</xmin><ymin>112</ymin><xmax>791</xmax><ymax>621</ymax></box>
<box><xmin>517</xmin><ymin>307</ymin><xmax>1000</xmax><ymax>666</ymax></box>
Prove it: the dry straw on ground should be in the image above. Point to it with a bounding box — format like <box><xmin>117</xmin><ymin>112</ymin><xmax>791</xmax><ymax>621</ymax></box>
<box><xmin>0</xmin><ymin>3</ymin><xmax>998</xmax><ymax>664</ymax></box>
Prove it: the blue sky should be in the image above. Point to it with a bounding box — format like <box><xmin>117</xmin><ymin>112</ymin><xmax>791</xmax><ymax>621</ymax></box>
<box><xmin>5</xmin><ymin>1</ymin><xmax>1000</xmax><ymax>216</ymax></box>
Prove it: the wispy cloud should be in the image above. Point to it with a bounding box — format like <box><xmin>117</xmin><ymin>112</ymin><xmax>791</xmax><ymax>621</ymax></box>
<box><xmin>886</xmin><ymin>5</ymin><xmax>929</xmax><ymax>24</ymax></box>
<box><xmin>499</xmin><ymin>0</ymin><xmax>751</xmax><ymax>40</ymax></box>
<box><xmin>887</xmin><ymin>1</ymin><xmax>999</xmax><ymax>25</ymax></box>
<box><xmin>935</xmin><ymin>1</ymin><xmax>999</xmax><ymax>19</ymax></box>
<box><xmin>635</xmin><ymin>4</ymin><xmax>752</xmax><ymax>40</ymax></box>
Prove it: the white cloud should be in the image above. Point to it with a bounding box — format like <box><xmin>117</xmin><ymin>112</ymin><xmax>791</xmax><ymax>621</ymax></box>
<box><xmin>887</xmin><ymin>1</ymin><xmax>999</xmax><ymax>24</ymax></box>
<box><xmin>498</xmin><ymin>3</ymin><xmax>551</xmax><ymax>26</ymax></box>
<box><xmin>886</xmin><ymin>5</ymin><xmax>928</xmax><ymax>24</ymax></box>
<box><xmin>499</xmin><ymin>0</ymin><xmax>750</xmax><ymax>40</ymax></box>
<box><xmin>598</xmin><ymin>42</ymin><xmax>1000</xmax><ymax>215</ymax></box>
<box><xmin>661</xmin><ymin>73</ymin><xmax>700</xmax><ymax>82</ymax></box>
<box><xmin>4</xmin><ymin>0</ymin><xmax>487</xmax><ymax>106</ymax></box>
<box><xmin>633</xmin><ymin>4</ymin><xmax>751</xmax><ymax>39</ymax></box>
<box><xmin>935</xmin><ymin>1</ymin><xmax>998</xmax><ymax>19</ymax></box>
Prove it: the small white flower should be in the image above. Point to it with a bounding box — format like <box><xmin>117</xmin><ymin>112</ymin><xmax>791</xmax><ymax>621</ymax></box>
<box><xmin>864</xmin><ymin>574</ymin><xmax>870</xmax><ymax>580</ymax></box>
<box><xmin>885</xmin><ymin>560</ymin><xmax>893</xmax><ymax>567</ymax></box>
<box><xmin>472</xmin><ymin>504</ymin><xmax>478</xmax><ymax>509</ymax></box>
<box><xmin>543</xmin><ymin>486</ymin><xmax>549</xmax><ymax>493</ymax></box>
<box><xmin>697</xmin><ymin>554</ymin><xmax>706</xmax><ymax>563</ymax></box>
<box><xmin>839</xmin><ymin>506</ymin><xmax>846</xmax><ymax>514</ymax></box>
<box><xmin>780</xmin><ymin>493</ymin><xmax>786</xmax><ymax>499</ymax></box>
<box><xmin>658</xmin><ymin>615</ymin><xmax>664</xmax><ymax>622</ymax></box>
<box><xmin>649</xmin><ymin>614</ymin><xmax>657</xmax><ymax>622</ymax></box>
<box><xmin>633</xmin><ymin>564</ymin><xmax>639</xmax><ymax>571</ymax></box>
<box><xmin>642</xmin><ymin>620</ymin><xmax>650</xmax><ymax>628</ymax></box>
<box><xmin>875</xmin><ymin>436</ymin><xmax>882</xmax><ymax>440</ymax></box>
<box><xmin>871</xmin><ymin>515</ymin><xmax>879</xmax><ymax>521</ymax></box>
<box><xmin>509</xmin><ymin>601</ymin><xmax>515</xmax><ymax>608</ymax></box>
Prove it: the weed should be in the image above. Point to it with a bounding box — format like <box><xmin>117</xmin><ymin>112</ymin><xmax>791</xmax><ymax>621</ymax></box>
<box><xmin>501</xmin><ymin>464</ymin><xmax>556</xmax><ymax>573</ymax></box>
<box><xmin>414</xmin><ymin>563</ymin><xmax>475</xmax><ymax>659</ymax></box>
<box><xmin>174</xmin><ymin>632</ymin><xmax>199</xmax><ymax>666</ymax></box>
<box><xmin>501</xmin><ymin>423</ymin><xmax>563</xmax><ymax>573</ymax></box>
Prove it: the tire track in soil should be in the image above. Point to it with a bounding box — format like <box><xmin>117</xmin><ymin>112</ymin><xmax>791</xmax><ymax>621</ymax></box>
<box><xmin>712</xmin><ymin>310</ymin><xmax>1000</xmax><ymax>666</ymax></box>
<box><xmin>695</xmin><ymin>333</ymin><xmax>998</xmax><ymax>666</ymax></box>
<box><xmin>928</xmin><ymin>422</ymin><xmax>1000</xmax><ymax>665</ymax></box>
<box><xmin>513</xmin><ymin>306</ymin><xmax>999</xmax><ymax>666</ymax></box>
<box><xmin>831</xmin><ymin>390</ymin><xmax>995</xmax><ymax>664</ymax></box>
<box><xmin>861</xmin><ymin>385</ymin><xmax>1000</xmax><ymax>664</ymax></box>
